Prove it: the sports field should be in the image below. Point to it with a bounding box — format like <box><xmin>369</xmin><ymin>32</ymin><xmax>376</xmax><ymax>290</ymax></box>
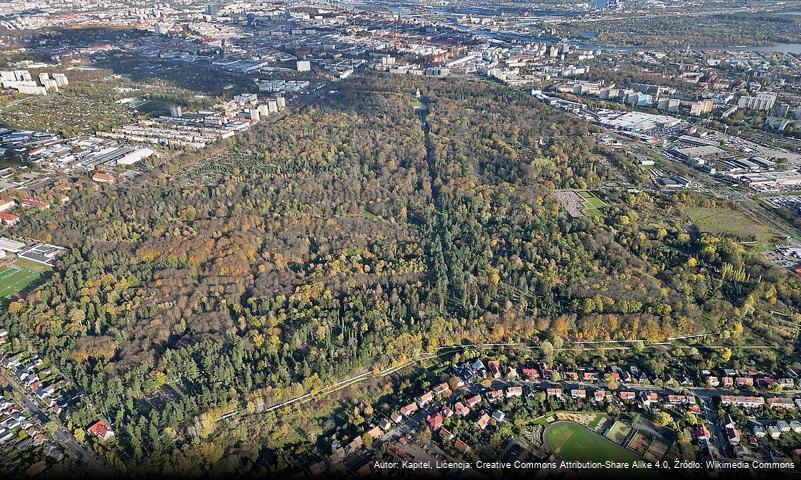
<box><xmin>0</xmin><ymin>266</ymin><xmax>41</xmax><ymax>299</ymax></box>
<box><xmin>579</xmin><ymin>191</ymin><xmax>609</xmax><ymax>219</ymax></box>
<box><xmin>544</xmin><ymin>421</ymin><xmax>640</xmax><ymax>463</ymax></box>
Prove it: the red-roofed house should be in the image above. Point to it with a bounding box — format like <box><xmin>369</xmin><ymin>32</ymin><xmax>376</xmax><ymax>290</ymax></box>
<box><xmin>506</xmin><ymin>386</ymin><xmax>523</xmax><ymax>398</ymax></box>
<box><xmin>433</xmin><ymin>382</ymin><xmax>450</xmax><ymax>396</ymax></box>
<box><xmin>488</xmin><ymin>360</ymin><xmax>501</xmax><ymax>379</ymax></box>
<box><xmin>619</xmin><ymin>391</ymin><xmax>635</xmax><ymax>401</ymax></box>
<box><xmin>454</xmin><ymin>438</ymin><xmax>471</xmax><ymax>453</ymax></box>
<box><xmin>546</xmin><ymin>388</ymin><xmax>562</xmax><ymax>398</ymax></box>
<box><xmin>487</xmin><ymin>390</ymin><xmax>504</xmax><ymax>402</ymax></box>
<box><xmin>692</xmin><ymin>424</ymin><xmax>711</xmax><ymax>440</ymax></box>
<box><xmin>522</xmin><ymin>368</ymin><xmax>539</xmax><ymax>379</ymax></box>
<box><xmin>400</xmin><ymin>403</ymin><xmax>418</xmax><ymax>416</ymax></box>
<box><xmin>0</xmin><ymin>212</ymin><xmax>19</xmax><ymax>226</ymax></box>
<box><xmin>92</xmin><ymin>172</ymin><xmax>115</xmax><ymax>184</ymax></box>
<box><xmin>87</xmin><ymin>420</ymin><xmax>114</xmax><ymax>441</ymax></box>
<box><xmin>466</xmin><ymin>394</ymin><xmax>482</xmax><ymax>408</ymax></box>
<box><xmin>427</xmin><ymin>412</ymin><xmax>443</xmax><ymax>430</ymax></box>
<box><xmin>477</xmin><ymin>413</ymin><xmax>490</xmax><ymax>430</ymax></box>
<box><xmin>21</xmin><ymin>199</ymin><xmax>49</xmax><ymax>209</ymax></box>
<box><xmin>416</xmin><ymin>391</ymin><xmax>434</xmax><ymax>407</ymax></box>
<box><xmin>454</xmin><ymin>402</ymin><xmax>470</xmax><ymax>416</ymax></box>
<box><xmin>571</xmin><ymin>389</ymin><xmax>586</xmax><ymax>399</ymax></box>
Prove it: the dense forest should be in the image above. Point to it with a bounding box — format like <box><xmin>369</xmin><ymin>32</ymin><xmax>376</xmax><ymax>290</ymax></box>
<box><xmin>561</xmin><ymin>12</ymin><xmax>801</xmax><ymax>47</ymax></box>
<box><xmin>2</xmin><ymin>74</ymin><xmax>801</xmax><ymax>475</ymax></box>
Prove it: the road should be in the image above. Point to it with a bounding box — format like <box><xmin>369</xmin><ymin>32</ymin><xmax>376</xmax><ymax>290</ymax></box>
<box><xmin>219</xmin><ymin>334</ymin><xmax>722</xmax><ymax>424</ymax></box>
<box><xmin>2</xmin><ymin>371</ymin><xmax>109</xmax><ymax>473</ymax></box>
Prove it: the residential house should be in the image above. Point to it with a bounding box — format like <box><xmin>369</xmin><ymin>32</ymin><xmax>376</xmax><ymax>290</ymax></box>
<box><xmin>87</xmin><ymin>419</ymin><xmax>114</xmax><ymax>441</ymax></box>
<box><xmin>487</xmin><ymin>390</ymin><xmax>505</xmax><ymax>402</ymax></box>
<box><xmin>440</xmin><ymin>428</ymin><xmax>454</xmax><ymax>441</ymax></box>
<box><xmin>416</xmin><ymin>391</ymin><xmax>434</xmax><ymax>407</ymax></box>
<box><xmin>692</xmin><ymin>424</ymin><xmax>711</xmax><ymax>440</ymax></box>
<box><xmin>756</xmin><ymin>377</ymin><xmax>773</xmax><ymax>388</ymax></box>
<box><xmin>768</xmin><ymin>425</ymin><xmax>781</xmax><ymax>439</ymax></box>
<box><xmin>768</xmin><ymin>397</ymin><xmax>796</xmax><ymax>410</ymax></box>
<box><xmin>506</xmin><ymin>386</ymin><xmax>523</xmax><ymax>398</ymax></box>
<box><xmin>725</xmin><ymin>416</ymin><xmax>740</xmax><ymax>446</ymax></box>
<box><xmin>426</xmin><ymin>412</ymin><xmax>443</xmax><ymax>430</ymax></box>
<box><xmin>454</xmin><ymin>402</ymin><xmax>470</xmax><ymax>416</ymax></box>
<box><xmin>454</xmin><ymin>438</ymin><xmax>471</xmax><ymax>453</ymax></box>
<box><xmin>619</xmin><ymin>391</ymin><xmax>635</xmax><ymax>401</ymax></box>
<box><xmin>0</xmin><ymin>212</ymin><xmax>19</xmax><ymax>226</ymax></box>
<box><xmin>720</xmin><ymin>395</ymin><xmax>765</xmax><ymax>408</ymax></box>
<box><xmin>466</xmin><ymin>395</ymin><xmax>481</xmax><ymax>408</ymax></box>
<box><xmin>477</xmin><ymin>413</ymin><xmax>490</xmax><ymax>430</ymax></box>
<box><xmin>522</xmin><ymin>368</ymin><xmax>539</xmax><ymax>380</ymax></box>
<box><xmin>347</xmin><ymin>435</ymin><xmax>363</xmax><ymax>452</ymax></box>
<box><xmin>400</xmin><ymin>403</ymin><xmax>418</xmax><ymax>417</ymax></box>
<box><xmin>470</xmin><ymin>359</ymin><xmax>486</xmax><ymax>374</ymax></box>
<box><xmin>639</xmin><ymin>391</ymin><xmax>659</xmax><ymax>407</ymax></box>
<box><xmin>706</xmin><ymin>376</ymin><xmax>720</xmax><ymax>387</ymax></box>
<box><xmin>571</xmin><ymin>389</ymin><xmax>586</xmax><ymax>400</ymax></box>
<box><xmin>488</xmin><ymin>361</ymin><xmax>502</xmax><ymax>379</ymax></box>
<box><xmin>433</xmin><ymin>382</ymin><xmax>450</xmax><ymax>396</ymax></box>
<box><xmin>492</xmin><ymin>410</ymin><xmax>505</xmax><ymax>422</ymax></box>
<box><xmin>391</xmin><ymin>412</ymin><xmax>403</xmax><ymax>423</ymax></box>
<box><xmin>92</xmin><ymin>172</ymin><xmax>115</xmax><ymax>184</ymax></box>
<box><xmin>0</xmin><ymin>199</ymin><xmax>15</xmax><ymax>212</ymax></box>
<box><xmin>546</xmin><ymin>388</ymin><xmax>563</xmax><ymax>399</ymax></box>
<box><xmin>21</xmin><ymin>199</ymin><xmax>49</xmax><ymax>209</ymax></box>
<box><xmin>366</xmin><ymin>426</ymin><xmax>383</xmax><ymax>441</ymax></box>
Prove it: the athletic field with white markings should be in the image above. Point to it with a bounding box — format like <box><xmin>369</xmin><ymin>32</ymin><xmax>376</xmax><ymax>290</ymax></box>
<box><xmin>0</xmin><ymin>266</ymin><xmax>40</xmax><ymax>299</ymax></box>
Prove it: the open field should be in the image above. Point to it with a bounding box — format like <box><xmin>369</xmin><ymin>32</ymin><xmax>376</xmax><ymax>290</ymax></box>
<box><xmin>13</xmin><ymin>257</ymin><xmax>52</xmax><ymax>273</ymax></box>
<box><xmin>544</xmin><ymin>421</ymin><xmax>640</xmax><ymax>463</ymax></box>
<box><xmin>686</xmin><ymin>206</ymin><xmax>778</xmax><ymax>243</ymax></box>
<box><xmin>580</xmin><ymin>191</ymin><xmax>609</xmax><ymax>218</ymax></box>
<box><xmin>0</xmin><ymin>266</ymin><xmax>41</xmax><ymax>299</ymax></box>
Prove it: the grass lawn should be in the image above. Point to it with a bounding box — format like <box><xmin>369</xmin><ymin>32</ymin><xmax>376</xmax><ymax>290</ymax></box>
<box><xmin>579</xmin><ymin>191</ymin><xmax>609</xmax><ymax>218</ymax></box>
<box><xmin>13</xmin><ymin>257</ymin><xmax>52</xmax><ymax>273</ymax></box>
<box><xmin>686</xmin><ymin>206</ymin><xmax>777</xmax><ymax>244</ymax></box>
<box><xmin>545</xmin><ymin>421</ymin><xmax>640</xmax><ymax>463</ymax></box>
<box><xmin>0</xmin><ymin>159</ymin><xmax>21</xmax><ymax>170</ymax></box>
<box><xmin>0</xmin><ymin>266</ymin><xmax>41</xmax><ymax>299</ymax></box>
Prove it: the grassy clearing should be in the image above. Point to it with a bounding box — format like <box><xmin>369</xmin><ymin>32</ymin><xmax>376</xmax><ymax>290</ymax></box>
<box><xmin>13</xmin><ymin>257</ymin><xmax>52</xmax><ymax>273</ymax></box>
<box><xmin>686</xmin><ymin>206</ymin><xmax>777</xmax><ymax>244</ymax></box>
<box><xmin>579</xmin><ymin>191</ymin><xmax>609</xmax><ymax>219</ymax></box>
